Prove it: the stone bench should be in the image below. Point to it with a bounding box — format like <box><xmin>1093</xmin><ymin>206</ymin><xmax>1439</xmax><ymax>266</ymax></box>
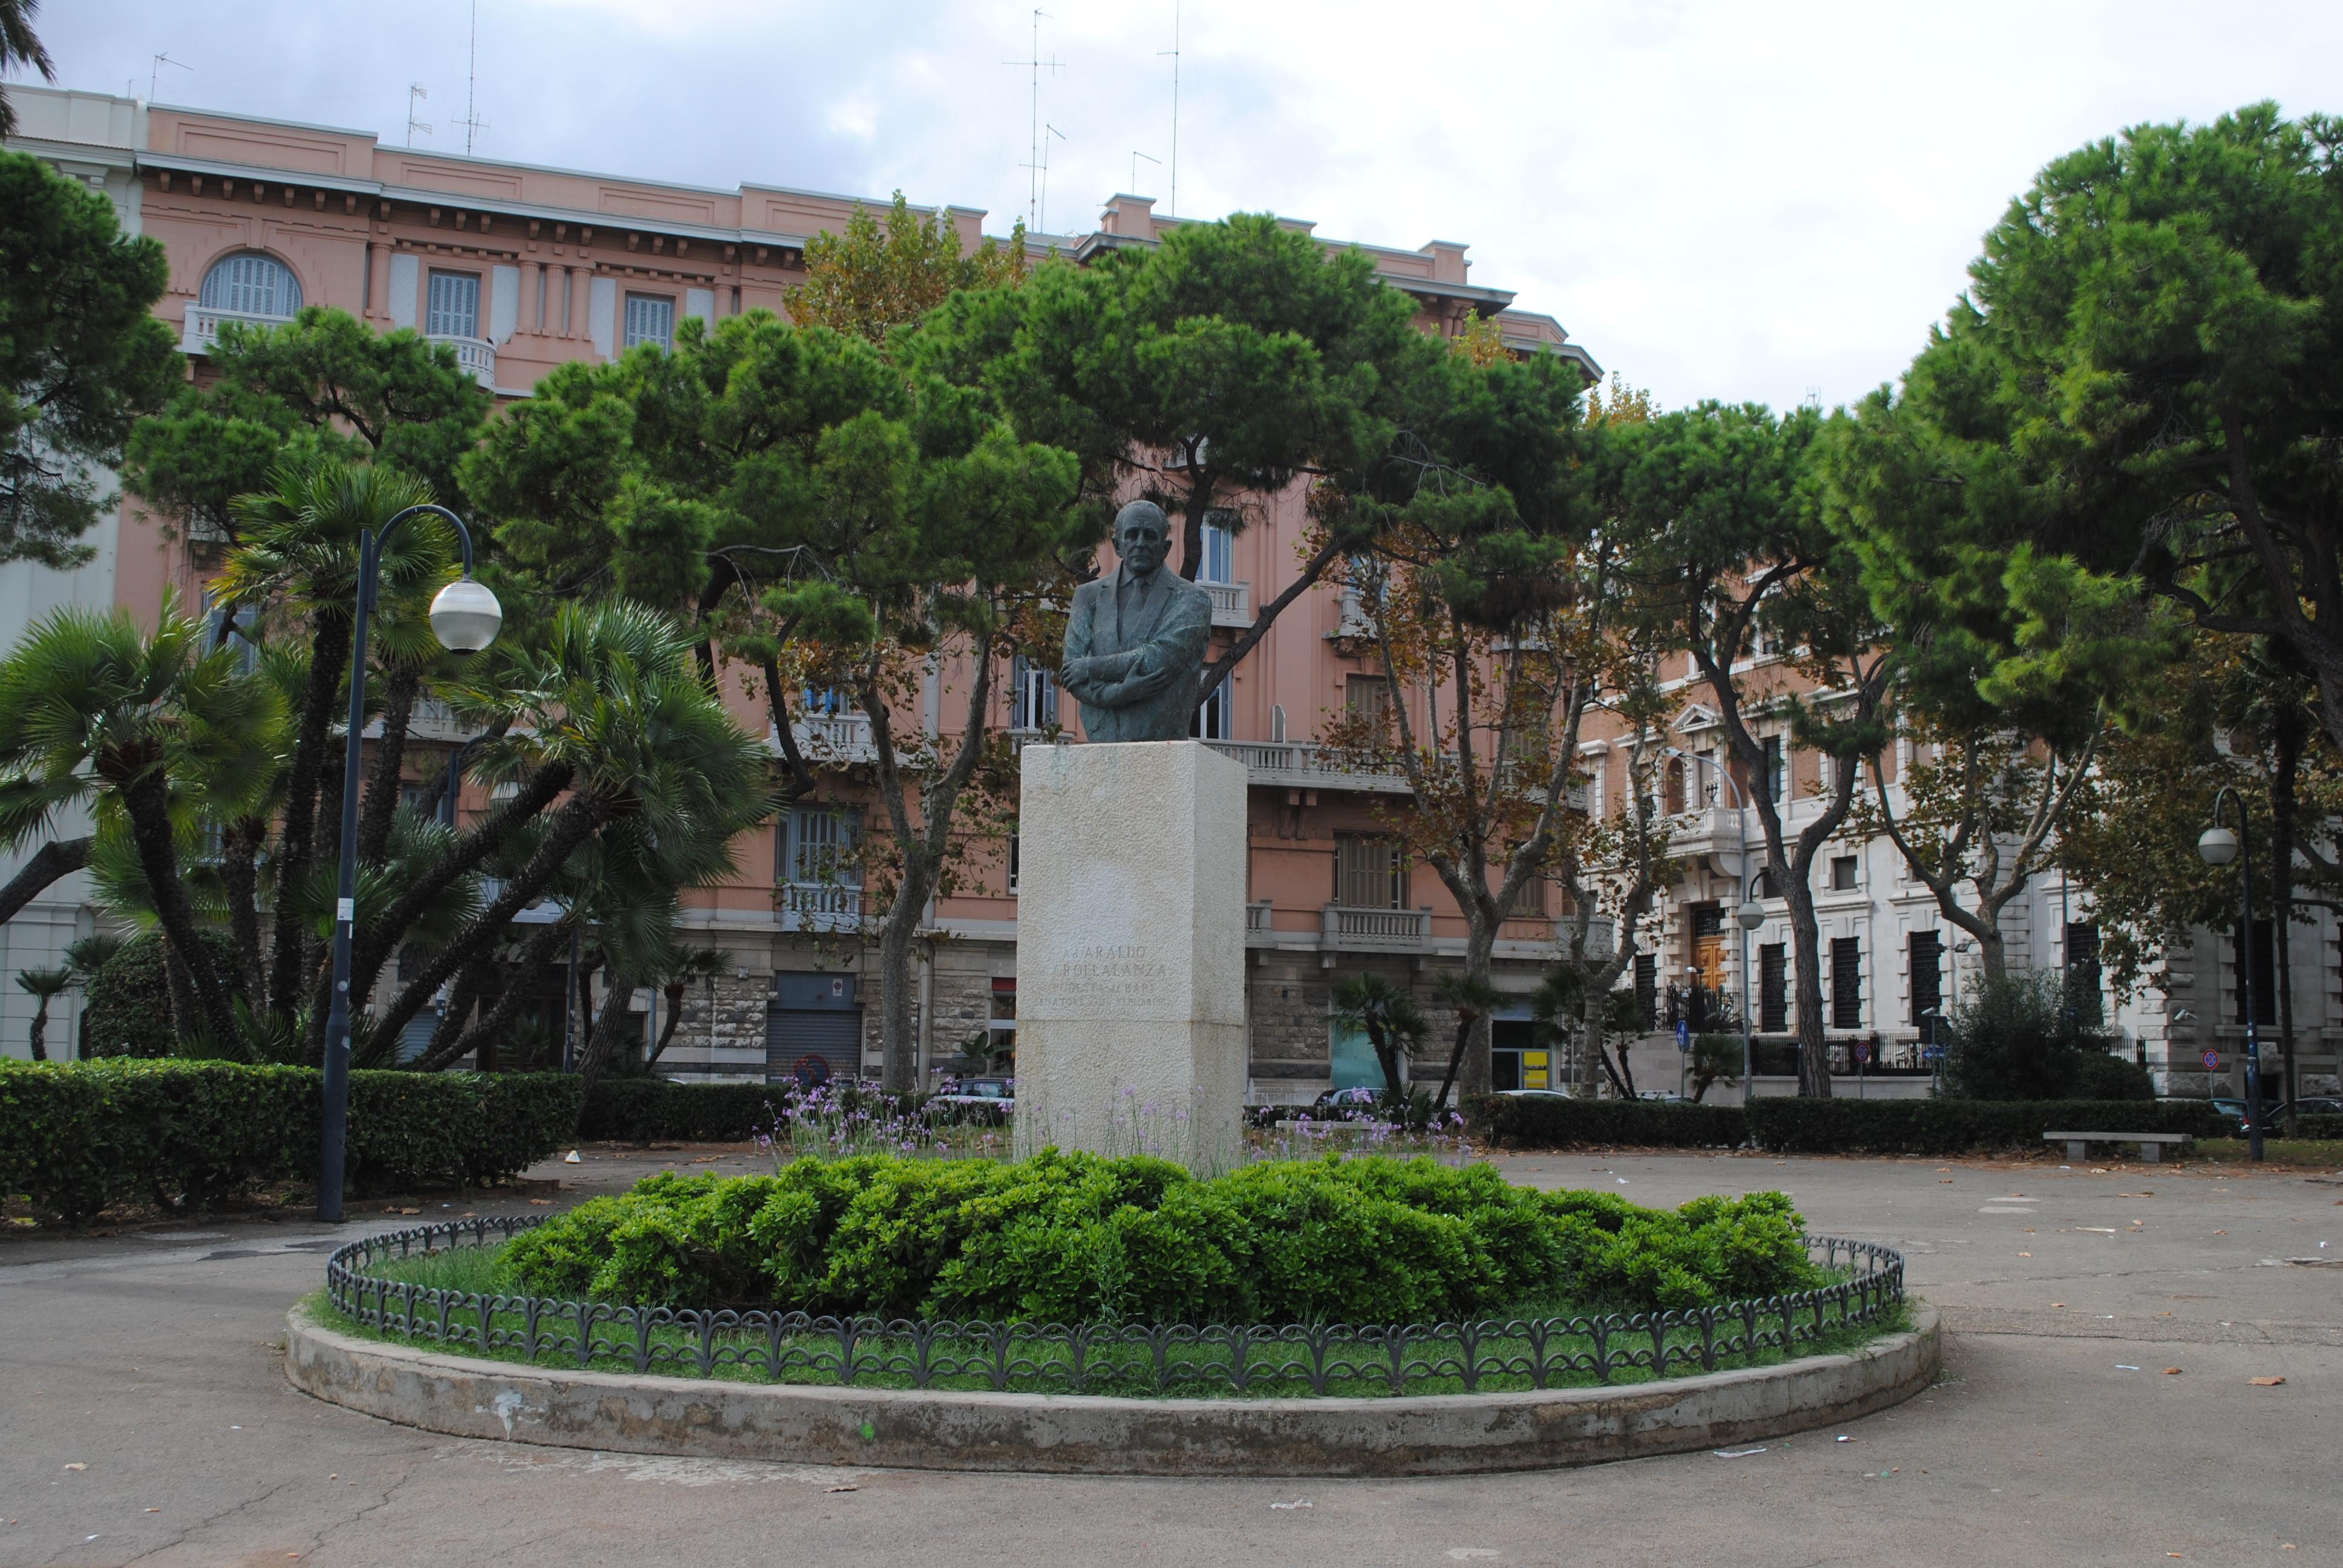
<box><xmin>2043</xmin><ymin>1131</ymin><xmax>2191</xmax><ymax>1163</ymax></box>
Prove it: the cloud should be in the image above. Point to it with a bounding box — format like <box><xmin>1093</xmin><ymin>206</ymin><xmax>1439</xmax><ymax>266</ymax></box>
<box><xmin>28</xmin><ymin>0</ymin><xmax>2342</xmax><ymax>410</ymax></box>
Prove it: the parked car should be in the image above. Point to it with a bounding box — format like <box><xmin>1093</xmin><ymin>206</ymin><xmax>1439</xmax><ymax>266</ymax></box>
<box><xmin>1636</xmin><ymin>1090</ymin><xmax>1688</xmax><ymax>1103</ymax></box>
<box><xmin>2272</xmin><ymin>1097</ymin><xmax>2342</xmax><ymax>1119</ymax></box>
<box><xmin>933</xmin><ymin>1077</ymin><xmax>1014</xmax><ymax>1111</ymax></box>
<box><xmin>2206</xmin><ymin>1096</ymin><xmax>2283</xmax><ymax>1122</ymax></box>
<box><xmin>1308</xmin><ymin>1086</ymin><xmax>1384</xmax><ymax>1119</ymax></box>
<box><xmin>1496</xmin><ymin>1087</ymin><xmax>1574</xmax><ymax>1101</ymax></box>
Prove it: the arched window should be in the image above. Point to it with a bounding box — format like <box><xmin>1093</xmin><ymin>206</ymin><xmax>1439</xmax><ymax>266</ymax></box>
<box><xmin>198</xmin><ymin>252</ymin><xmax>302</xmax><ymax>318</ymax></box>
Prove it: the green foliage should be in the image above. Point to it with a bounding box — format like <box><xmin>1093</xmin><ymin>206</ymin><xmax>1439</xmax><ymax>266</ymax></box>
<box><xmin>123</xmin><ymin>307</ymin><xmax>488</xmax><ymax>541</ymax></box>
<box><xmin>1466</xmin><ymin>1095</ymin><xmax>1751</xmax><ymax>1150</ymax></box>
<box><xmin>1939</xmin><ymin>970</ymin><xmax>2148</xmax><ymax>1101</ymax></box>
<box><xmin>1742</xmin><ymin>1097</ymin><xmax>2226</xmax><ymax>1155</ymax></box>
<box><xmin>0</xmin><ymin>1060</ymin><xmax>582</xmax><ymax>1224</ymax></box>
<box><xmin>1327</xmin><ymin>973</ymin><xmax>1427</xmax><ymax>1106</ymax></box>
<box><xmin>577</xmin><ymin>1079</ymin><xmax>779</xmax><ymax>1142</ymax></box>
<box><xmin>505</xmin><ymin>1152</ymin><xmax>1821</xmax><ymax>1322</ymax></box>
<box><xmin>80</xmin><ymin>929</ymin><xmax>243</xmax><ymax>1058</ymax></box>
<box><xmin>0</xmin><ymin>150</ymin><xmax>180</xmax><ymax>566</ymax></box>
<box><xmin>785</xmin><ymin>190</ymin><xmax>1027</xmax><ymax>347</ymax></box>
<box><xmin>2292</xmin><ymin>1114</ymin><xmax>2343</xmax><ymax>1140</ymax></box>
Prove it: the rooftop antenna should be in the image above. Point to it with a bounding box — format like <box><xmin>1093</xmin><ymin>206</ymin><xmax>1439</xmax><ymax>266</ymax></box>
<box><xmin>456</xmin><ymin>0</ymin><xmax>490</xmax><ymax>154</ymax></box>
<box><xmin>1158</xmin><ymin>1</ymin><xmax>1180</xmax><ymax>217</ymax></box>
<box><xmin>1131</xmin><ymin>149</ymin><xmax>1161</xmax><ymax>198</ymax></box>
<box><xmin>1038</xmin><ymin>123</ymin><xmax>1066</xmax><ymax>235</ymax></box>
<box><xmin>149</xmin><ymin>52</ymin><xmax>192</xmax><ymax>103</ymax></box>
<box><xmin>1004</xmin><ymin>10</ymin><xmax>1063</xmax><ymax>230</ymax></box>
<box><xmin>405</xmin><ymin>83</ymin><xmax>431</xmax><ymax>148</ymax></box>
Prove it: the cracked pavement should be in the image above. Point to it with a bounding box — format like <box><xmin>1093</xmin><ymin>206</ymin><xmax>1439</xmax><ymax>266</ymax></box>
<box><xmin>4</xmin><ymin>1145</ymin><xmax>2339</xmax><ymax>1567</ymax></box>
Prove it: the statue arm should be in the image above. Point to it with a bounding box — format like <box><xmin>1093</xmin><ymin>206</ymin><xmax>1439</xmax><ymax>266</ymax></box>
<box><xmin>1085</xmin><ymin>590</ymin><xmax>1210</xmax><ymax>706</ymax></box>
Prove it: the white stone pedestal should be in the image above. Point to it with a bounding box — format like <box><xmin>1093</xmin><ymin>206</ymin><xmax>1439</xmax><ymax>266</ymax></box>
<box><xmin>1013</xmin><ymin>740</ymin><xmax>1249</xmax><ymax>1171</ymax></box>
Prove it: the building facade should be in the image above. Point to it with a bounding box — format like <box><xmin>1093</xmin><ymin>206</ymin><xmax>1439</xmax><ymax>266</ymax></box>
<box><xmin>4</xmin><ymin>85</ymin><xmax>2319</xmax><ymax>1108</ymax></box>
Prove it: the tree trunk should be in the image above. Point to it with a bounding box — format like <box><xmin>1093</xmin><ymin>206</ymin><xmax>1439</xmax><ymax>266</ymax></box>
<box><xmin>0</xmin><ymin>837</ymin><xmax>91</xmax><ymax>927</ymax></box>
<box><xmin>267</xmin><ymin>612</ymin><xmax>351</xmax><ymax>1018</ymax></box>
<box><xmin>1455</xmin><ymin>935</ymin><xmax>1496</xmax><ymax>1102</ymax></box>
<box><xmin>2272</xmin><ymin>704</ymin><xmax>2304</xmax><ymax>1135</ymax></box>
<box><xmin>117</xmin><ymin>759</ymin><xmax>240</xmax><ymax>1047</ymax></box>
<box><xmin>369</xmin><ymin>797</ymin><xmax>604</xmax><ymax>1049</ymax></box>
<box><xmin>575</xmin><ymin>964</ymin><xmax>638</xmax><ymax>1091</ymax></box>
<box><xmin>1782</xmin><ymin>876</ymin><xmax>1833</xmax><ymax>1099</ymax></box>
<box><xmin>877</xmin><ymin>889</ymin><xmax>928</xmax><ymax>1094</ymax></box>
<box><xmin>416</xmin><ymin>917</ymin><xmax>575</xmax><ymax>1073</ymax></box>
<box><xmin>27</xmin><ymin>1001</ymin><xmax>50</xmax><ymax>1062</ymax></box>
<box><xmin>355</xmin><ymin>664</ymin><xmax>421</xmax><ymax>868</ymax></box>
<box><xmin>220</xmin><ymin>817</ymin><xmax>268</xmax><ymax>1009</ymax></box>
<box><xmin>348</xmin><ymin>759</ymin><xmax>575</xmax><ymax>1017</ymax></box>
<box><xmin>646</xmin><ymin>979</ymin><xmax>689</xmax><ymax>1067</ymax></box>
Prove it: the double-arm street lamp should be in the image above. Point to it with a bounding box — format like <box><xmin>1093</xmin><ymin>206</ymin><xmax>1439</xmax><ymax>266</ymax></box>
<box><xmin>2195</xmin><ymin>786</ymin><xmax>2264</xmax><ymax>1165</ymax></box>
<box><xmin>318</xmin><ymin>505</ymin><xmax>503</xmax><ymax>1222</ymax></box>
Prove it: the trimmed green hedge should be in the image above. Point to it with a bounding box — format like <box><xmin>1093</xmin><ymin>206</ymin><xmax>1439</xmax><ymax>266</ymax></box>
<box><xmin>2292</xmin><ymin>1113</ymin><xmax>2343</xmax><ymax>1140</ymax></box>
<box><xmin>0</xmin><ymin>1060</ymin><xmax>583</xmax><ymax>1223</ymax></box>
<box><xmin>1465</xmin><ymin>1093</ymin><xmax>2239</xmax><ymax>1155</ymax></box>
<box><xmin>1465</xmin><ymin>1095</ymin><xmax>1749</xmax><ymax>1149</ymax></box>
<box><xmin>578</xmin><ymin>1080</ymin><xmax>778</xmax><ymax>1143</ymax></box>
<box><xmin>505</xmin><ymin>1153</ymin><xmax>1822</xmax><ymax>1322</ymax></box>
<box><xmin>1741</xmin><ymin>1097</ymin><xmax>2230</xmax><ymax>1155</ymax></box>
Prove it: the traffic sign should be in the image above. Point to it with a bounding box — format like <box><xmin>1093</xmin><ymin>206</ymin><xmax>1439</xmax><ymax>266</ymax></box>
<box><xmin>2202</xmin><ymin>1048</ymin><xmax>2221</xmax><ymax>1071</ymax></box>
<box><xmin>1855</xmin><ymin>1039</ymin><xmax>1872</xmax><ymax>1065</ymax></box>
<box><xmin>1676</xmin><ymin>1019</ymin><xmax>1691</xmax><ymax>1051</ymax></box>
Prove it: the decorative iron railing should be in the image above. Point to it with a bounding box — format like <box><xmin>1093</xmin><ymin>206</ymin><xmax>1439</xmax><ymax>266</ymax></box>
<box><xmin>323</xmin><ymin>1218</ymin><xmax>1905</xmax><ymax>1399</ymax></box>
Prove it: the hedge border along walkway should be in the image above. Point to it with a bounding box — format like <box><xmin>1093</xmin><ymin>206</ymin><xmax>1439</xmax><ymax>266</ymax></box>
<box><xmin>1466</xmin><ymin>1093</ymin><xmax>2235</xmax><ymax>1154</ymax></box>
<box><xmin>0</xmin><ymin>1060</ymin><xmax>583</xmax><ymax>1224</ymax></box>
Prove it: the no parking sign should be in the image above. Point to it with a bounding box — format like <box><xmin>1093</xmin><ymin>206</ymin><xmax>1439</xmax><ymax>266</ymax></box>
<box><xmin>2202</xmin><ymin>1048</ymin><xmax>2222</xmax><ymax>1071</ymax></box>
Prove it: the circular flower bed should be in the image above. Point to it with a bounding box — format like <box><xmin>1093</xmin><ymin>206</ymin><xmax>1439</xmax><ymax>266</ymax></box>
<box><xmin>323</xmin><ymin>1153</ymin><xmax>1908</xmax><ymax>1399</ymax></box>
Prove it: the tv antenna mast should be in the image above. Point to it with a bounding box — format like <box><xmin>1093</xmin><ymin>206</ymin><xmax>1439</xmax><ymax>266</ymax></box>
<box><xmin>1004</xmin><ymin>10</ymin><xmax>1063</xmax><ymax>231</ymax></box>
<box><xmin>149</xmin><ymin>52</ymin><xmax>192</xmax><ymax>103</ymax></box>
<box><xmin>456</xmin><ymin>0</ymin><xmax>490</xmax><ymax>154</ymax></box>
<box><xmin>1035</xmin><ymin>123</ymin><xmax>1066</xmax><ymax>235</ymax></box>
<box><xmin>1159</xmin><ymin>1</ymin><xmax>1180</xmax><ymax>217</ymax></box>
<box><xmin>1131</xmin><ymin>149</ymin><xmax>1161</xmax><ymax>198</ymax></box>
<box><xmin>405</xmin><ymin>84</ymin><xmax>431</xmax><ymax>147</ymax></box>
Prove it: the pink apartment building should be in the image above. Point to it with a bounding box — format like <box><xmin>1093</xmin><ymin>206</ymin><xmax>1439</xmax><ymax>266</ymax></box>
<box><xmin>1</xmin><ymin>85</ymin><xmax>1616</xmax><ymax>1098</ymax></box>
<box><xmin>10</xmin><ymin>87</ymin><xmax>2265</xmax><ymax>1103</ymax></box>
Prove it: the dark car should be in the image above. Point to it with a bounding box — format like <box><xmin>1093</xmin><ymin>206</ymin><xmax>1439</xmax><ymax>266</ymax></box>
<box><xmin>933</xmin><ymin>1076</ymin><xmax>1014</xmax><ymax>1111</ymax></box>
<box><xmin>2271</xmin><ymin>1097</ymin><xmax>2342</xmax><ymax>1119</ymax></box>
<box><xmin>1308</xmin><ymin>1086</ymin><xmax>1383</xmax><ymax>1119</ymax></box>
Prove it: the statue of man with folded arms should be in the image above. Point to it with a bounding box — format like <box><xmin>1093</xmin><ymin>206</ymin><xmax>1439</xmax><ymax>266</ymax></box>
<box><xmin>1058</xmin><ymin>500</ymin><xmax>1214</xmax><ymax>743</ymax></box>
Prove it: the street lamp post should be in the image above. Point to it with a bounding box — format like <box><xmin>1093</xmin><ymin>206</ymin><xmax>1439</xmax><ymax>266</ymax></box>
<box><xmin>2196</xmin><ymin>788</ymin><xmax>2264</xmax><ymax>1165</ymax></box>
<box><xmin>318</xmin><ymin>505</ymin><xmax>503</xmax><ymax>1223</ymax></box>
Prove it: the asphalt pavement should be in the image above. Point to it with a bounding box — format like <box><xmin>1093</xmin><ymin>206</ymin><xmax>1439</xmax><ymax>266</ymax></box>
<box><xmin>4</xmin><ymin>1143</ymin><xmax>2339</xmax><ymax>1567</ymax></box>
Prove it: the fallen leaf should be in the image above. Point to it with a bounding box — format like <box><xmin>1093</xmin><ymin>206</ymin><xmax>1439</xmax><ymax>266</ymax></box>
<box><xmin>62</xmin><ymin>1463</ymin><xmax>85</xmax><ymax>1471</ymax></box>
<box><xmin>398</xmin><ymin>1207</ymin><xmax>420</xmax><ymax>1215</ymax></box>
<box><xmin>2250</xmin><ymin>1376</ymin><xmax>2287</xmax><ymax>1387</ymax></box>
<box><xmin>145</xmin><ymin>1508</ymin><xmax>160</xmax><ymax>1514</ymax></box>
<box><xmin>2214</xmin><ymin>1229</ymin><xmax>2227</xmax><ymax>1235</ymax></box>
<box><xmin>528</xmin><ymin>1198</ymin><xmax>552</xmax><ymax>1206</ymax></box>
<box><xmin>2051</xmin><ymin>1302</ymin><xmax>2066</xmax><ymax>1308</ymax></box>
<box><xmin>2018</xmin><ymin>1251</ymin><xmax>2033</xmax><ymax>1258</ymax></box>
<box><xmin>2163</xmin><ymin>1368</ymin><xmax>2183</xmax><ymax>1376</ymax></box>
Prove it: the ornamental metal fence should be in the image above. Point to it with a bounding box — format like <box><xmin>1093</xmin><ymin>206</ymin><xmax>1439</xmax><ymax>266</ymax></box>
<box><xmin>324</xmin><ymin>1218</ymin><xmax>1905</xmax><ymax>1399</ymax></box>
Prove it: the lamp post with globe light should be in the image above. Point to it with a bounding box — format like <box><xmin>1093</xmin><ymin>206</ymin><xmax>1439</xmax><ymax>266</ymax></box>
<box><xmin>2196</xmin><ymin>786</ymin><xmax>2264</xmax><ymax>1164</ymax></box>
<box><xmin>318</xmin><ymin>505</ymin><xmax>502</xmax><ymax>1221</ymax></box>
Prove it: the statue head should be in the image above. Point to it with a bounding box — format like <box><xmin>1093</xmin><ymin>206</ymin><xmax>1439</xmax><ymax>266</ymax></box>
<box><xmin>1114</xmin><ymin>500</ymin><xmax>1170</xmax><ymax>580</ymax></box>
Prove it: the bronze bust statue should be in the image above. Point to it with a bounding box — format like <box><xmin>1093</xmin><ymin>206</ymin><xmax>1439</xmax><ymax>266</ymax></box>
<box><xmin>1059</xmin><ymin>500</ymin><xmax>1214</xmax><ymax>743</ymax></box>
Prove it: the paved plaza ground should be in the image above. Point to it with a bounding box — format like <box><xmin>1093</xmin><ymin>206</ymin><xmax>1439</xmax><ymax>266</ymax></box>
<box><xmin>4</xmin><ymin>1143</ymin><xmax>2338</xmax><ymax>1567</ymax></box>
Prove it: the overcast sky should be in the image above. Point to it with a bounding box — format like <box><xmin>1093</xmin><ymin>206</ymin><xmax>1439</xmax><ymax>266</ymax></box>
<box><xmin>24</xmin><ymin>1</ymin><xmax>2341</xmax><ymax>411</ymax></box>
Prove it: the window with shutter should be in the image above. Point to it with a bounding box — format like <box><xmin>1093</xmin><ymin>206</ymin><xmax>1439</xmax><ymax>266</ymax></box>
<box><xmin>624</xmin><ymin>292</ymin><xmax>675</xmax><ymax>350</ymax></box>
<box><xmin>1760</xmin><ymin>944</ymin><xmax>1788</xmax><ymax>1032</ymax></box>
<box><xmin>1334</xmin><ymin>834</ymin><xmax>1406</xmax><ymax>909</ymax></box>
<box><xmin>426</xmin><ymin>270</ymin><xmax>481</xmax><ymax>338</ymax></box>
<box><xmin>1910</xmin><ymin>931</ymin><xmax>1943</xmax><ymax>1035</ymax></box>
<box><xmin>1830</xmin><ymin>936</ymin><xmax>1862</xmax><ymax>1030</ymax></box>
<box><xmin>198</xmin><ymin>252</ymin><xmax>303</xmax><ymax>317</ymax></box>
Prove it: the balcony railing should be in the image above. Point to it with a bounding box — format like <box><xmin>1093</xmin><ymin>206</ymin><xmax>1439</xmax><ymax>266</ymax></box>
<box><xmin>1320</xmin><ymin>903</ymin><xmax>1432</xmax><ymax>953</ymax></box>
<box><xmin>182</xmin><ymin>304</ymin><xmax>294</xmax><ymax>354</ymax></box>
<box><xmin>780</xmin><ymin>712</ymin><xmax>879</xmax><ymax>766</ymax></box>
<box><xmin>1203</xmin><ymin>740</ymin><xmax>1414</xmax><ymax>795</ymax></box>
<box><xmin>782</xmin><ymin>881</ymin><xmax>862</xmax><ymax>933</ymax></box>
<box><xmin>1202</xmin><ymin>580</ymin><xmax>1251</xmax><ymax>629</ymax></box>
<box><xmin>427</xmin><ymin>333</ymin><xmax>497</xmax><ymax>388</ymax></box>
<box><xmin>1245</xmin><ymin>899</ymin><xmax>1274</xmax><ymax>943</ymax></box>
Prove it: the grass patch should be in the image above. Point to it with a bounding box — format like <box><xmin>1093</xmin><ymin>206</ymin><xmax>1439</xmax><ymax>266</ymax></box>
<box><xmin>2186</xmin><ymin>1137</ymin><xmax>2343</xmax><ymax>1167</ymax></box>
<box><xmin>316</xmin><ymin>1236</ymin><xmax>1910</xmax><ymax>1400</ymax></box>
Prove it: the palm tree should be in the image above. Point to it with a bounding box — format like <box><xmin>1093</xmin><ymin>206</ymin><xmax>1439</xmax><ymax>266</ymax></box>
<box><xmin>1429</xmin><ymin>972</ymin><xmax>1506</xmax><ymax>1112</ymax></box>
<box><xmin>0</xmin><ymin>0</ymin><xmax>55</xmax><ymax>139</ymax></box>
<box><xmin>15</xmin><ymin>964</ymin><xmax>69</xmax><ymax>1060</ymax></box>
<box><xmin>216</xmin><ymin>459</ymin><xmax>454</xmax><ymax>1022</ymax></box>
<box><xmin>0</xmin><ymin>597</ymin><xmax>279</xmax><ymax>1046</ymax></box>
<box><xmin>368</xmin><ymin>601</ymin><xmax>776</xmax><ymax>1058</ymax></box>
<box><xmin>1328</xmin><ymin>972</ymin><xmax>1428</xmax><ymax>1108</ymax></box>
